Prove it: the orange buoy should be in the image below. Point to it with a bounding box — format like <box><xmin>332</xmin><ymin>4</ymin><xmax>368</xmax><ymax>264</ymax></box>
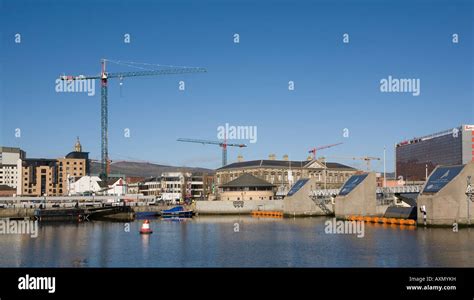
<box><xmin>139</xmin><ymin>219</ymin><xmax>153</xmax><ymax>234</ymax></box>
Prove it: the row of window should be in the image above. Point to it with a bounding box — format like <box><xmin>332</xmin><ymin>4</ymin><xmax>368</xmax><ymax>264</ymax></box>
<box><xmin>23</xmin><ymin>188</ymin><xmax>63</xmax><ymax>194</ymax></box>
<box><xmin>59</xmin><ymin>161</ymin><xmax>83</xmax><ymax>165</ymax></box>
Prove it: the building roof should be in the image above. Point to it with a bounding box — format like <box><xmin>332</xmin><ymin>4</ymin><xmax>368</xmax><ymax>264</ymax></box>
<box><xmin>98</xmin><ymin>181</ymin><xmax>108</xmax><ymax>188</ymax></box>
<box><xmin>65</xmin><ymin>151</ymin><xmax>89</xmax><ymax>159</ymax></box>
<box><xmin>0</xmin><ymin>185</ymin><xmax>15</xmax><ymax>191</ymax></box>
<box><xmin>324</xmin><ymin>162</ymin><xmax>355</xmax><ymax>169</ymax></box>
<box><xmin>217</xmin><ymin>159</ymin><xmax>355</xmax><ymax>170</ymax></box>
<box><xmin>220</xmin><ymin>173</ymin><xmax>275</xmax><ymax>188</ymax></box>
<box><xmin>22</xmin><ymin>158</ymin><xmax>57</xmax><ymax>167</ymax></box>
<box><xmin>0</xmin><ymin>146</ymin><xmax>24</xmax><ymax>154</ymax></box>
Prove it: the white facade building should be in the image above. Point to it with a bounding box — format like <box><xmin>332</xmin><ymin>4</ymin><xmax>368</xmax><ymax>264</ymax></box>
<box><xmin>68</xmin><ymin>176</ymin><xmax>127</xmax><ymax>196</ymax></box>
<box><xmin>68</xmin><ymin>175</ymin><xmax>102</xmax><ymax>195</ymax></box>
<box><xmin>161</xmin><ymin>172</ymin><xmax>185</xmax><ymax>201</ymax></box>
<box><xmin>107</xmin><ymin>178</ymin><xmax>127</xmax><ymax>196</ymax></box>
<box><xmin>0</xmin><ymin>147</ymin><xmax>25</xmax><ymax>189</ymax></box>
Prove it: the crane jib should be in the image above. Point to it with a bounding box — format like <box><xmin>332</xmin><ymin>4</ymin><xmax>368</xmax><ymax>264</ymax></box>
<box><xmin>59</xmin><ymin>68</ymin><xmax>206</xmax><ymax>81</ymax></box>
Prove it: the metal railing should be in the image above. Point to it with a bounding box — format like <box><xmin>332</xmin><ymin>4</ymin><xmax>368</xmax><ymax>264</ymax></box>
<box><xmin>376</xmin><ymin>185</ymin><xmax>422</xmax><ymax>194</ymax></box>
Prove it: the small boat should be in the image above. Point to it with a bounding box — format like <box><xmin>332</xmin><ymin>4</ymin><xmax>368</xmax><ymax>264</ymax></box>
<box><xmin>161</xmin><ymin>206</ymin><xmax>193</xmax><ymax>218</ymax></box>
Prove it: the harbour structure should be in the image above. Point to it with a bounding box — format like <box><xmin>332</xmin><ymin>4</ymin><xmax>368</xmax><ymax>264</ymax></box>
<box><xmin>215</xmin><ymin>155</ymin><xmax>357</xmax><ymax>194</ymax></box>
<box><xmin>396</xmin><ymin>124</ymin><xmax>474</xmax><ymax>182</ymax></box>
<box><xmin>417</xmin><ymin>162</ymin><xmax>474</xmax><ymax>226</ymax></box>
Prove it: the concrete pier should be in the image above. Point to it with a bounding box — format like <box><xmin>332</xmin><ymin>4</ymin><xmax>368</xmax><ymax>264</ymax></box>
<box><xmin>282</xmin><ymin>178</ymin><xmax>332</xmax><ymax>217</ymax></box>
<box><xmin>417</xmin><ymin>162</ymin><xmax>474</xmax><ymax>226</ymax></box>
<box><xmin>334</xmin><ymin>172</ymin><xmax>379</xmax><ymax>219</ymax></box>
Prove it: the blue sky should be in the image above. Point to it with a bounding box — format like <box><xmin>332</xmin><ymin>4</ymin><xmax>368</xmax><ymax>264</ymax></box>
<box><xmin>1</xmin><ymin>0</ymin><xmax>473</xmax><ymax>171</ymax></box>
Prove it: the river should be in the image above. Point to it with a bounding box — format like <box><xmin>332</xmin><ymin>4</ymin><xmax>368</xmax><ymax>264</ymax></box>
<box><xmin>0</xmin><ymin>216</ymin><xmax>473</xmax><ymax>267</ymax></box>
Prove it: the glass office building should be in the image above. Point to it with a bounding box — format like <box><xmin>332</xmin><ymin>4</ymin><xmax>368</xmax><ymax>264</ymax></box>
<box><xmin>396</xmin><ymin>125</ymin><xmax>474</xmax><ymax>182</ymax></box>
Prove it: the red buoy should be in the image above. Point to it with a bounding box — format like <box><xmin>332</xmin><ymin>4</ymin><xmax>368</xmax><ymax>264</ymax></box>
<box><xmin>139</xmin><ymin>219</ymin><xmax>153</xmax><ymax>234</ymax></box>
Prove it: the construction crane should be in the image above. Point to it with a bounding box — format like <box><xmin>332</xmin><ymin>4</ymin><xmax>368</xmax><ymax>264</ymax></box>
<box><xmin>177</xmin><ymin>138</ymin><xmax>247</xmax><ymax>166</ymax></box>
<box><xmin>60</xmin><ymin>59</ymin><xmax>206</xmax><ymax>181</ymax></box>
<box><xmin>321</xmin><ymin>155</ymin><xmax>381</xmax><ymax>171</ymax></box>
<box><xmin>308</xmin><ymin>142</ymin><xmax>343</xmax><ymax>160</ymax></box>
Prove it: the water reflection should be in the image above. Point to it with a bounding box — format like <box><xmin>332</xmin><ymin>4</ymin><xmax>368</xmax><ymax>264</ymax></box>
<box><xmin>0</xmin><ymin>216</ymin><xmax>472</xmax><ymax>267</ymax></box>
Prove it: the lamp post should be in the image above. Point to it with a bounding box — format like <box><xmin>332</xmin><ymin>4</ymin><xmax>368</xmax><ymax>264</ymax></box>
<box><xmin>467</xmin><ymin>176</ymin><xmax>472</xmax><ymax>227</ymax></box>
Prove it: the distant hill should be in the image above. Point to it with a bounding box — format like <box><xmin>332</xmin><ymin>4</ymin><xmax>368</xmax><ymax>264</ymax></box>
<box><xmin>90</xmin><ymin>161</ymin><xmax>215</xmax><ymax>178</ymax></box>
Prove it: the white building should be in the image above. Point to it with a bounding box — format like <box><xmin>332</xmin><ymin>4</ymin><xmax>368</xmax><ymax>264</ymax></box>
<box><xmin>68</xmin><ymin>176</ymin><xmax>127</xmax><ymax>196</ymax></box>
<box><xmin>0</xmin><ymin>147</ymin><xmax>25</xmax><ymax>189</ymax></box>
<box><xmin>161</xmin><ymin>172</ymin><xmax>185</xmax><ymax>201</ymax></box>
<box><xmin>68</xmin><ymin>175</ymin><xmax>102</xmax><ymax>195</ymax></box>
<box><xmin>107</xmin><ymin>178</ymin><xmax>127</xmax><ymax>196</ymax></box>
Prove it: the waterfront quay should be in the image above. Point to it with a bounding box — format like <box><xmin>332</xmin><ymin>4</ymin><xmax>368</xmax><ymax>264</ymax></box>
<box><xmin>0</xmin><ymin>195</ymin><xmax>188</xmax><ymax>220</ymax></box>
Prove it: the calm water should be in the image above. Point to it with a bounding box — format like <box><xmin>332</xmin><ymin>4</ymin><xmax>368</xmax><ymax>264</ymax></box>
<box><xmin>0</xmin><ymin>216</ymin><xmax>473</xmax><ymax>267</ymax></box>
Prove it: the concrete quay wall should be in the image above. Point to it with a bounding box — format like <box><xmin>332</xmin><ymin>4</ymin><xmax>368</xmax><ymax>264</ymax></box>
<box><xmin>195</xmin><ymin>200</ymin><xmax>283</xmax><ymax>215</ymax></box>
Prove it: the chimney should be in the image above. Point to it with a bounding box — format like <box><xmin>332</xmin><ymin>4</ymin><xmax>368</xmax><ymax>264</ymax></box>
<box><xmin>283</xmin><ymin>154</ymin><xmax>289</xmax><ymax>161</ymax></box>
<box><xmin>237</xmin><ymin>155</ymin><xmax>244</xmax><ymax>162</ymax></box>
<box><xmin>269</xmin><ymin>154</ymin><xmax>276</xmax><ymax>160</ymax></box>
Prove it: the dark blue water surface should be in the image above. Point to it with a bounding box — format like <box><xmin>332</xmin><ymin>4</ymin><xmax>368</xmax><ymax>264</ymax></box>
<box><xmin>0</xmin><ymin>216</ymin><xmax>472</xmax><ymax>267</ymax></box>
